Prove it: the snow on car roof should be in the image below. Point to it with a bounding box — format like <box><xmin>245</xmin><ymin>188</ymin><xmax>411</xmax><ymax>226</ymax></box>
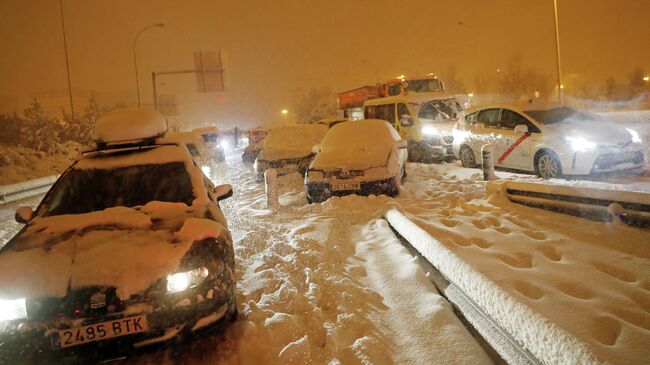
<box><xmin>465</xmin><ymin>102</ymin><xmax>564</xmax><ymax>115</ymax></box>
<box><xmin>321</xmin><ymin>119</ymin><xmax>400</xmax><ymax>151</ymax></box>
<box><xmin>92</xmin><ymin>108</ymin><xmax>167</xmax><ymax>144</ymax></box>
<box><xmin>263</xmin><ymin>124</ymin><xmax>327</xmax><ymax>149</ymax></box>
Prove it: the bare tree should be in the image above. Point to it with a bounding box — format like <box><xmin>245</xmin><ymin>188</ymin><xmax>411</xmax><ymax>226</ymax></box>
<box><xmin>498</xmin><ymin>55</ymin><xmax>554</xmax><ymax>98</ymax></box>
<box><xmin>294</xmin><ymin>87</ymin><xmax>338</xmax><ymax>123</ymax></box>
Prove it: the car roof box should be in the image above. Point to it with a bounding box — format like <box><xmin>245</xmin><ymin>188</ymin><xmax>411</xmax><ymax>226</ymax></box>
<box><xmin>92</xmin><ymin>108</ymin><xmax>168</xmax><ymax>148</ymax></box>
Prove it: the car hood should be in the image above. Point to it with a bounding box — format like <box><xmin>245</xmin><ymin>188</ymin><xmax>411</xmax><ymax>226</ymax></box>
<box><xmin>259</xmin><ymin>146</ymin><xmax>312</xmax><ymax>162</ymax></box>
<box><xmin>547</xmin><ymin>120</ymin><xmax>633</xmax><ymax>146</ymax></box>
<box><xmin>0</xmin><ymin>202</ymin><xmax>226</xmax><ymax>301</ymax></box>
<box><xmin>310</xmin><ymin>148</ymin><xmax>391</xmax><ymax>171</ymax></box>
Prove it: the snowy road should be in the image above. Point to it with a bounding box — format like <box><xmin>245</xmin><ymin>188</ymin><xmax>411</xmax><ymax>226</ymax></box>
<box><xmin>1</xmin><ymin>155</ymin><xmax>649</xmax><ymax>364</ymax></box>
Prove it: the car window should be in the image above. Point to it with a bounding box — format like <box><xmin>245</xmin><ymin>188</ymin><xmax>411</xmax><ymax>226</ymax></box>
<box><xmin>397</xmin><ymin>103</ymin><xmax>413</xmax><ymax>127</ymax></box>
<box><xmin>466</xmin><ymin>111</ymin><xmax>479</xmax><ymax>124</ymax></box>
<box><xmin>40</xmin><ymin>162</ymin><xmax>195</xmax><ymax>216</ymax></box>
<box><xmin>477</xmin><ymin>109</ymin><xmax>500</xmax><ymax>128</ymax></box>
<box><xmin>186</xmin><ymin>143</ymin><xmax>200</xmax><ymax>157</ymax></box>
<box><xmin>377</xmin><ymin>104</ymin><xmax>396</xmax><ymax>124</ymax></box>
<box><xmin>500</xmin><ymin>109</ymin><xmax>526</xmax><ymax>129</ymax></box>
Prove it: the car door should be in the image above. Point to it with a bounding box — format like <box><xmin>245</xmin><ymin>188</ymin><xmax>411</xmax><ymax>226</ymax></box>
<box><xmin>473</xmin><ymin>108</ymin><xmax>501</xmax><ymax>156</ymax></box>
<box><xmin>495</xmin><ymin>109</ymin><xmax>538</xmax><ymax>169</ymax></box>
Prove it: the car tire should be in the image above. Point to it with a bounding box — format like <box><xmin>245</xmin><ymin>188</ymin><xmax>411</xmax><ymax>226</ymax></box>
<box><xmin>535</xmin><ymin>150</ymin><xmax>563</xmax><ymax>179</ymax></box>
<box><xmin>459</xmin><ymin>145</ymin><xmax>476</xmax><ymax>168</ymax></box>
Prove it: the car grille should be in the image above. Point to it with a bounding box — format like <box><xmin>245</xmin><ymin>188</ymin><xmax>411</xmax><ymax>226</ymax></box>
<box><xmin>324</xmin><ymin>170</ymin><xmax>364</xmax><ymax>179</ymax></box>
<box><xmin>593</xmin><ymin>151</ymin><xmax>643</xmax><ymax>170</ymax></box>
<box><xmin>443</xmin><ymin>135</ymin><xmax>454</xmax><ymax>144</ymax></box>
<box><xmin>27</xmin><ymin>287</ymin><xmax>125</xmax><ymax>321</ymax></box>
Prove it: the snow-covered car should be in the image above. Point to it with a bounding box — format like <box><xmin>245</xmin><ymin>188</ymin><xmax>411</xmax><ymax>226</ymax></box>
<box><xmin>316</xmin><ymin>116</ymin><xmax>347</xmax><ymax>129</ymax></box>
<box><xmin>452</xmin><ymin>104</ymin><xmax>645</xmax><ymax>178</ymax></box>
<box><xmin>305</xmin><ymin>119</ymin><xmax>408</xmax><ymax>203</ymax></box>
<box><xmin>364</xmin><ymin>93</ymin><xmax>463</xmax><ymax>163</ymax></box>
<box><xmin>0</xmin><ymin>108</ymin><xmax>237</xmax><ymax>360</ymax></box>
<box><xmin>254</xmin><ymin>124</ymin><xmax>328</xmax><ymax>182</ymax></box>
<box><xmin>164</xmin><ymin>129</ymin><xmax>223</xmax><ymax>168</ymax></box>
<box><xmin>192</xmin><ymin>126</ymin><xmax>226</xmax><ymax>162</ymax></box>
<box><xmin>242</xmin><ymin>126</ymin><xmax>271</xmax><ymax>163</ymax></box>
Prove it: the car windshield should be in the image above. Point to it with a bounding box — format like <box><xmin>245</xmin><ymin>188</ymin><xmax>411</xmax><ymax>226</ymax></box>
<box><xmin>418</xmin><ymin>99</ymin><xmax>463</xmax><ymax>121</ymax></box>
<box><xmin>406</xmin><ymin>79</ymin><xmax>444</xmax><ymax>93</ymax></box>
<box><xmin>524</xmin><ymin>107</ymin><xmax>598</xmax><ymax>125</ymax></box>
<box><xmin>40</xmin><ymin>162</ymin><xmax>194</xmax><ymax>216</ymax></box>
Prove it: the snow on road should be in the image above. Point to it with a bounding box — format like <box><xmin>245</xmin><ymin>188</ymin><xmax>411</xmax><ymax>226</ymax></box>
<box><xmin>123</xmin><ymin>159</ymin><xmax>491</xmax><ymax>364</ymax></box>
<box><xmin>397</xmin><ymin>162</ymin><xmax>650</xmax><ymax>365</ymax></box>
<box><xmin>2</xmin><ymin>154</ymin><xmax>649</xmax><ymax>364</ymax></box>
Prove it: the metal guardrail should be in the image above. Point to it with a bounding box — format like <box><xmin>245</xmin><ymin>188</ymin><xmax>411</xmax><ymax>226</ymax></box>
<box><xmin>0</xmin><ymin>175</ymin><xmax>57</xmax><ymax>205</ymax></box>
<box><xmin>488</xmin><ymin>180</ymin><xmax>650</xmax><ymax>228</ymax></box>
<box><xmin>384</xmin><ymin>208</ymin><xmax>599</xmax><ymax>365</ymax></box>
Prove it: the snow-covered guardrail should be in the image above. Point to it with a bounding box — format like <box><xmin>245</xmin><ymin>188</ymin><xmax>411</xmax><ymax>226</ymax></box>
<box><xmin>384</xmin><ymin>208</ymin><xmax>600</xmax><ymax>365</ymax></box>
<box><xmin>487</xmin><ymin>180</ymin><xmax>650</xmax><ymax>228</ymax></box>
<box><xmin>0</xmin><ymin>175</ymin><xmax>57</xmax><ymax>205</ymax></box>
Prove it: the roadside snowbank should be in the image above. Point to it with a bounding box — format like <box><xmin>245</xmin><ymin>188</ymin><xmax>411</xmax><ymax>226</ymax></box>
<box><xmin>0</xmin><ymin>142</ymin><xmax>80</xmax><ymax>185</ymax></box>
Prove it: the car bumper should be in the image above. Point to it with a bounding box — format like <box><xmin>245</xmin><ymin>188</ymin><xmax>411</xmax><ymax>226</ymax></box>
<box><xmin>305</xmin><ymin>177</ymin><xmax>398</xmax><ymax>203</ymax></box>
<box><xmin>560</xmin><ymin>148</ymin><xmax>644</xmax><ymax>175</ymax></box>
<box><xmin>255</xmin><ymin>157</ymin><xmax>312</xmax><ymax>181</ymax></box>
<box><xmin>0</xmin><ymin>285</ymin><xmax>234</xmax><ymax>360</ymax></box>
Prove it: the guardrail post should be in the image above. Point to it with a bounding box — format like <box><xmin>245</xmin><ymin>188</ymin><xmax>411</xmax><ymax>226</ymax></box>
<box><xmin>481</xmin><ymin>144</ymin><xmax>497</xmax><ymax>181</ymax></box>
<box><xmin>265</xmin><ymin>168</ymin><xmax>279</xmax><ymax>210</ymax></box>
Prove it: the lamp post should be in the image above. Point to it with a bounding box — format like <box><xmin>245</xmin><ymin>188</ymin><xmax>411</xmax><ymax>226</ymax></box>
<box><xmin>59</xmin><ymin>0</ymin><xmax>74</xmax><ymax>116</ymax></box>
<box><xmin>133</xmin><ymin>23</ymin><xmax>164</xmax><ymax>107</ymax></box>
<box><xmin>552</xmin><ymin>0</ymin><xmax>563</xmax><ymax>103</ymax></box>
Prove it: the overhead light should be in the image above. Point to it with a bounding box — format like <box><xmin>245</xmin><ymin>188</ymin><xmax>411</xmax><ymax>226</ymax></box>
<box><xmin>281</xmin><ymin>109</ymin><xmax>288</xmax><ymax>115</ymax></box>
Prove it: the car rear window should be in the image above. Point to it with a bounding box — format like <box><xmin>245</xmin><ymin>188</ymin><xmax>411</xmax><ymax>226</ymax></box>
<box><xmin>41</xmin><ymin>162</ymin><xmax>194</xmax><ymax>216</ymax></box>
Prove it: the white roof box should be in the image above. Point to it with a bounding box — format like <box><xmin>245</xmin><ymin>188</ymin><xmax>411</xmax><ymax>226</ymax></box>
<box><xmin>93</xmin><ymin>108</ymin><xmax>167</xmax><ymax>144</ymax></box>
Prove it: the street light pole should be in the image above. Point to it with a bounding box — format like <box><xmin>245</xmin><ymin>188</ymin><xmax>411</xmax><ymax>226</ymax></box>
<box><xmin>133</xmin><ymin>23</ymin><xmax>164</xmax><ymax>107</ymax></box>
<box><xmin>552</xmin><ymin>0</ymin><xmax>563</xmax><ymax>103</ymax></box>
<box><xmin>59</xmin><ymin>0</ymin><xmax>75</xmax><ymax>116</ymax></box>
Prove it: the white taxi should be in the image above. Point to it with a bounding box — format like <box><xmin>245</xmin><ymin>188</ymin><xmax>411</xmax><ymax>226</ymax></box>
<box><xmin>452</xmin><ymin>104</ymin><xmax>645</xmax><ymax>179</ymax></box>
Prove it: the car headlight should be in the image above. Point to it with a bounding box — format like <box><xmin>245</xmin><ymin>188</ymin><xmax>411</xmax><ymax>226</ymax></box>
<box><xmin>167</xmin><ymin>267</ymin><xmax>209</xmax><ymax>293</ymax></box>
<box><xmin>626</xmin><ymin>128</ymin><xmax>642</xmax><ymax>143</ymax></box>
<box><xmin>422</xmin><ymin>125</ymin><xmax>439</xmax><ymax>136</ymax></box>
<box><xmin>0</xmin><ymin>298</ymin><xmax>27</xmax><ymax>322</ymax></box>
<box><xmin>565</xmin><ymin>136</ymin><xmax>596</xmax><ymax>151</ymax></box>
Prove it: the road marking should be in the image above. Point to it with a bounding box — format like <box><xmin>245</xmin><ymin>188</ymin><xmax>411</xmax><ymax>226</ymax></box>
<box><xmin>497</xmin><ymin>134</ymin><xmax>529</xmax><ymax>164</ymax></box>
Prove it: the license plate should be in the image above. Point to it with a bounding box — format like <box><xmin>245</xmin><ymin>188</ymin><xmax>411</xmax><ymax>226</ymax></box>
<box><xmin>51</xmin><ymin>315</ymin><xmax>148</xmax><ymax>349</ymax></box>
<box><xmin>332</xmin><ymin>182</ymin><xmax>360</xmax><ymax>191</ymax></box>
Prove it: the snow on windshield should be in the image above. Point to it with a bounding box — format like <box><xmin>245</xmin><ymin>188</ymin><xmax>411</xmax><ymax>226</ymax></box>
<box><xmin>321</xmin><ymin>120</ymin><xmax>397</xmax><ymax>152</ymax></box>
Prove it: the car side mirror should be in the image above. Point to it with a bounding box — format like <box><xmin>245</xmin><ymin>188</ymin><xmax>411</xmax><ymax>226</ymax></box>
<box><xmin>311</xmin><ymin>144</ymin><xmax>321</xmax><ymax>154</ymax></box>
<box><xmin>396</xmin><ymin>139</ymin><xmax>408</xmax><ymax>149</ymax></box>
<box><xmin>214</xmin><ymin>184</ymin><xmax>233</xmax><ymax>201</ymax></box>
<box><xmin>15</xmin><ymin>206</ymin><xmax>34</xmax><ymax>224</ymax></box>
<box><xmin>514</xmin><ymin>124</ymin><xmax>529</xmax><ymax>134</ymax></box>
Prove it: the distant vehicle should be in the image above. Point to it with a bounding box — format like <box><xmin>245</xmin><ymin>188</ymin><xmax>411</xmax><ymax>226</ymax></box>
<box><xmin>316</xmin><ymin>117</ymin><xmax>347</xmax><ymax>129</ymax></box>
<box><xmin>364</xmin><ymin>93</ymin><xmax>463</xmax><ymax>163</ymax></box>
<box><xmin>254</xmin><ymin>124</ymin><xmax>328</xmax><ymax>182</ymax></box>
<box><xmin>165</xmin><ymin>130</ymin><xmax>222</xmax><ymax>168</ymax></box>
<box><xmin>192</xmin><ymin>126</ymin><xmax>226</xmax><ymax>162</ymax></box>
<box><xmin>338</xmin><ymin>75</ymin><xmax>446</xmax><ymax>120</ymax></box>
<box><xmin>305</xmin><ymin>119</ymin><xmax>408</xmax><ymax>203</ymax></box>
<box><xmin>453</xmin><ymin>104</ymin><xmax>645</xmax><ymax>179</ymax></box>
<box><xmin>242</xmin><ymin>125</ymin><xmax>271</xmax><ymax>163</ymax></box>
<box><xmin>0</xmin><ymin>108</ymin><xmax>237</xmax><ymax>360</ymax></box>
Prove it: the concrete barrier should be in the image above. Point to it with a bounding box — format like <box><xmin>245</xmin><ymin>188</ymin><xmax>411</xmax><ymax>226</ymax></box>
<box><xmin>0</xmin><ymin>175</ymin><xmax>57</xmax><ymax>205</ymax></box>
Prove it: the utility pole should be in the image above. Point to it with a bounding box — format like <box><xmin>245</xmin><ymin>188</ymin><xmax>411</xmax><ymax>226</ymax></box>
<box><xmin>59</xmin><ymin>0</ymin><xmax>75</xmax><ymax>116</ymax></box>
<box><xmin>553</xmin><ymin>0</ymin><xmax>563</xmax><ymax>103</ymax></box>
